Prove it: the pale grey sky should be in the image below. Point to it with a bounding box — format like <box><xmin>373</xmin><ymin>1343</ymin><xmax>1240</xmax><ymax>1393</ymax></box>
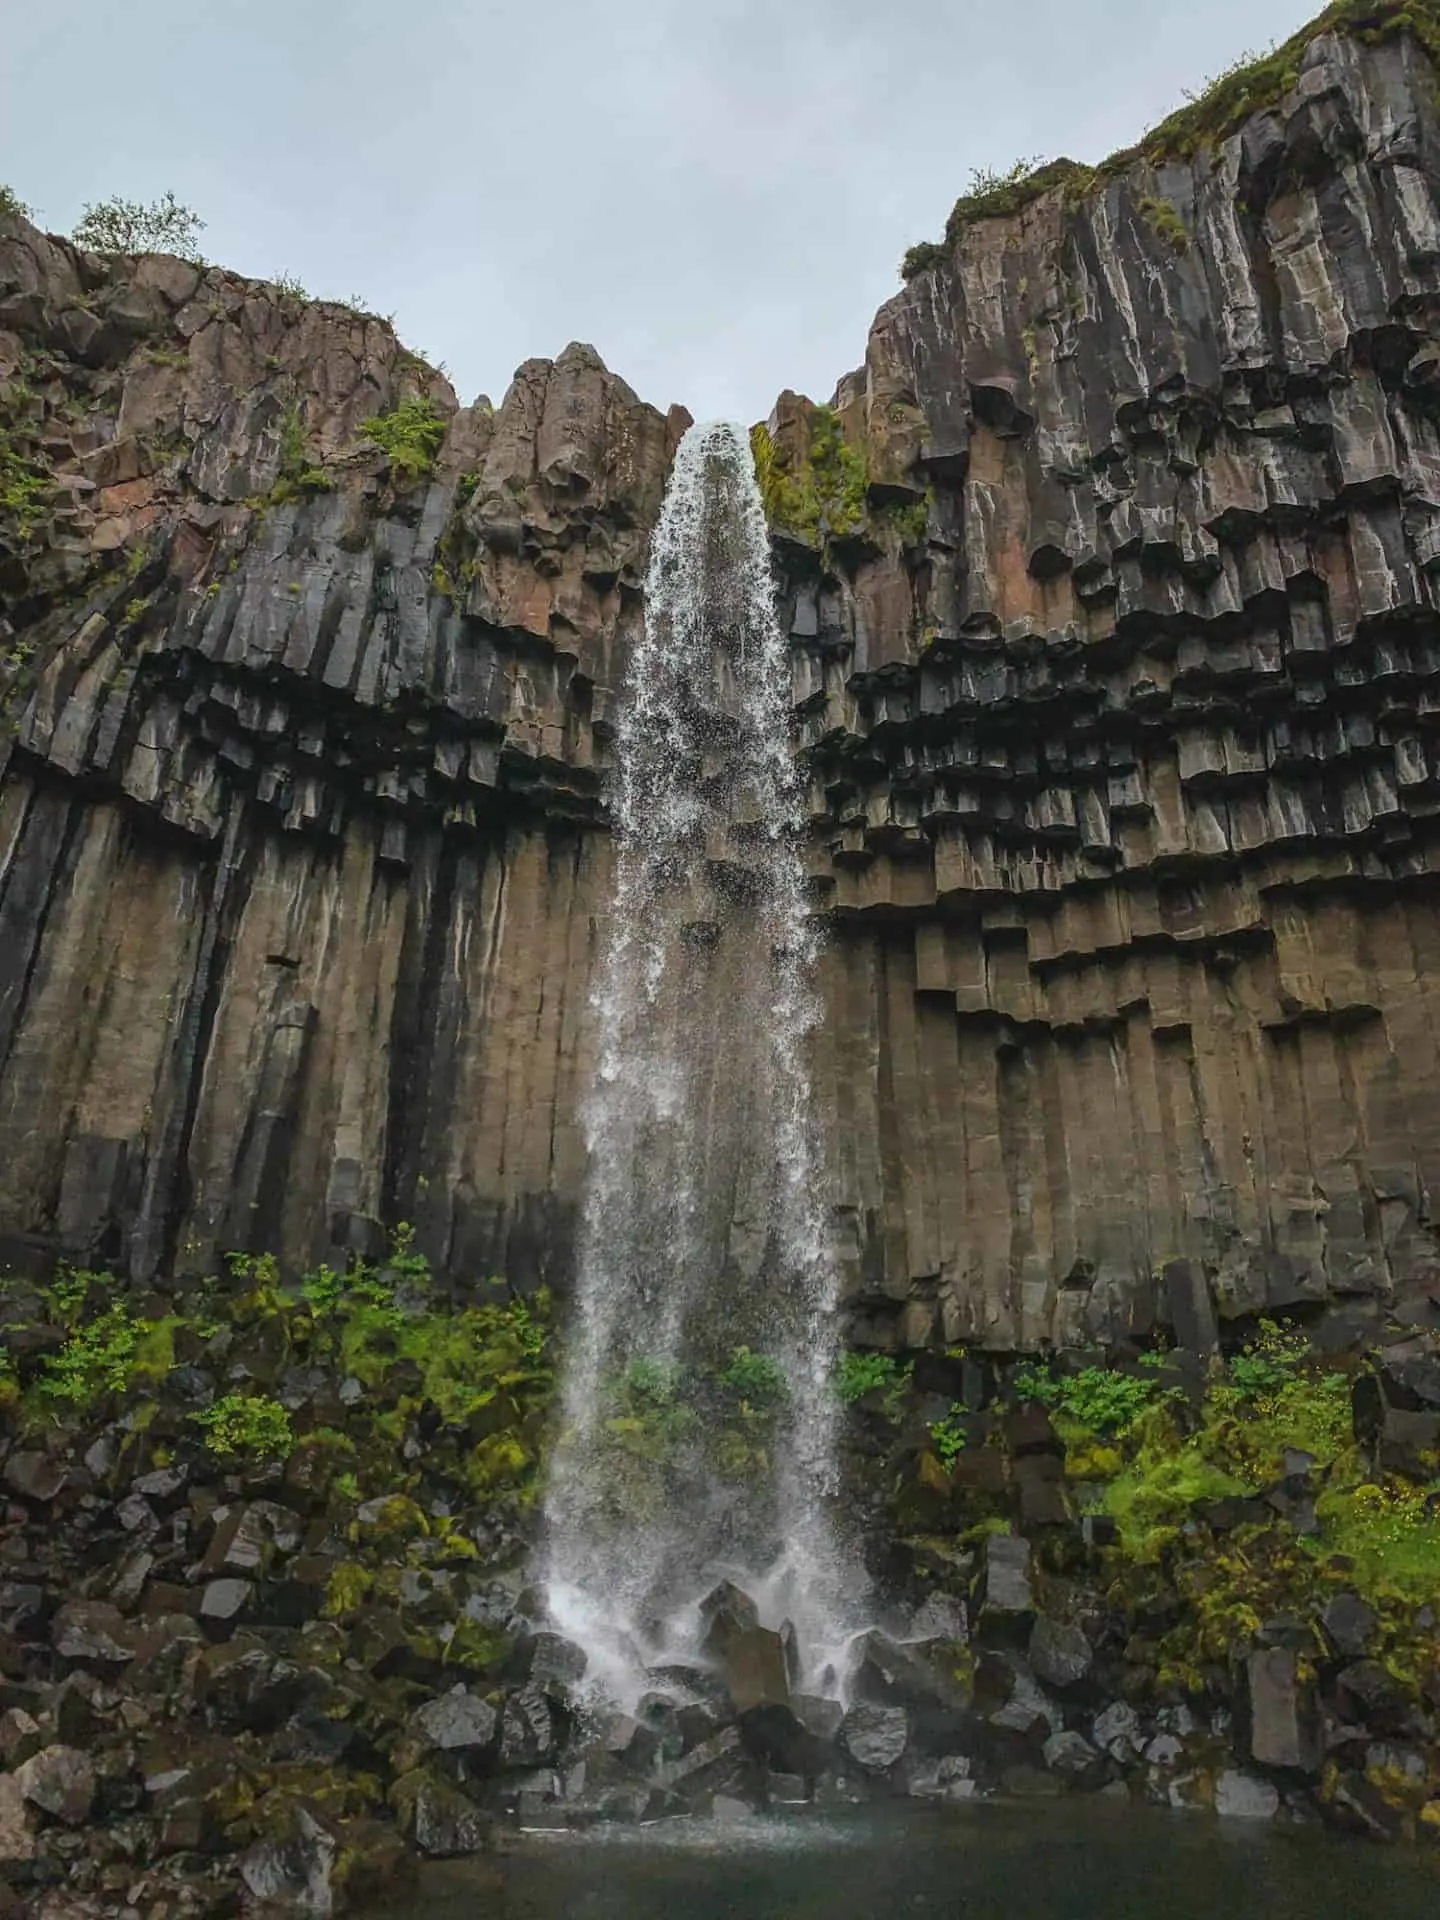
<box><xmin>5</xmin><ymin>0</ymin><xmax>1319</xmax><ymax>421</ymax></box>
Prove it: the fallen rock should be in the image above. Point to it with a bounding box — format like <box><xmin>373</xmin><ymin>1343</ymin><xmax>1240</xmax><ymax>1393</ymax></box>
<box><xmin>0</xmin><ymin>1775</ymin><xmax>35</xmax><ymax>1863</ymax></box>
<box><xmin>2</xmin><ymin>1452</ymin><xmax>67</xmax><ymax>1504</ymax></box>
<box><xmin>15</xmin><ymin>1745</ymin><xmax>96</xmax><ymax>1826</ymax></box>
<box><xmin>1246</xmin><ymin>1648</ymin><xmax>1320</xmax><ymax>1775</ymax></box>
<box><xmin>722</xmin><ymin>1625</ymin><xmax>791</xmax><ymax>1714</ymax></box>
<box><xmin>392</xmin><ymin>1770</ymin><xmax>493</xmax><ymax>1857</ymax></box>
<box><xmin>1028</xmin><ymin>1616</ymin><xmax>1092</xmax><ymax>1690</ymax></box>
<box><xmin>975</xmin><ymin>1534</ymin><xmax>1033</xmax><ymax>1644</ymax></box>
<box><xmin>1321</xmin><ymin>1593</ymin><xmax>1377</xmax><ymax>1661</ymax></box>
<box><xmin>839</xmin><ymin>1702</ymin><xmax>908</xmax><ymax>1774</ymax></box>
<box><xmin>413</xmin><ymin>1684</ymin><xmax>498</xmax><ymax>1755</ymax></box>
<box><xmin>51</xmin><ymin>1600</ymin><xmax>135</xmax><ymax>1666</ymax></box>
<box><xmin>1043</xmin><ymin>1729</ymin><xmax>1104</xmax><ymax>1785</ymax></box>
<box><xmin>238</xmin><ymin>1801</ymin><xmax>337</xmax><ymax>1910</ymax></box>
<box><xmin>1091</xmin><ymin>1702</ymin><xmax>1144</xmax><ymax>1764</ymax></box>
<box><xmin>698</xmin><ymin>1582</ymin><xmax>760</xmax><ymax>1661</ymax></box>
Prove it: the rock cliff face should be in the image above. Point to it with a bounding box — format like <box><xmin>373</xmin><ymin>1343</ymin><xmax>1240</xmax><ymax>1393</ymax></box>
<box><xmin>7</xmin><ymin>12</ymin><xmax>1440</xmax><ymax>1356</ymax></box>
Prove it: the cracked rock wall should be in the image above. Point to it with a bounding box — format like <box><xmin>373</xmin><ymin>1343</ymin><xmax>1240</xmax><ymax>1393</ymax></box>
<box><xmin>7</xmin><ymin>16</ymin><xmax>1440</xmax><ymax>1351</ymax></box>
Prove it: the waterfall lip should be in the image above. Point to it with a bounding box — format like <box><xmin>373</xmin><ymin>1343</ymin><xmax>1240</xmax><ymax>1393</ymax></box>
<box><xmin>538</xmin><ymin>417</ymin><xmax>863</xmax><ymax>1713</ymax></box>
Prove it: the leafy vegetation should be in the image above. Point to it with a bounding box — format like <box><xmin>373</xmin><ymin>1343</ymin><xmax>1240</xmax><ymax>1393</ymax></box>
<box><xmin>928</xmin><ymin>1402</ymin><xmax>971</xmax><ymax>1469</ymax></box>
<box><xmin>361</xmin><ymin>396</ymin><xmax>447</xmax><ymax>483</ymax></box>
<box><xmin>72</xmin><ymin>190</ymin><xmax>205</xmax><ymax>260</ymax></box>
<box><xmin>1012</xmin><ymin>1359</ymin><xmax>1163</xmax><ymax>1435</ymax></box>
<box><xmin>836</xmin><ymin>1349</ymin><xmax>913</xmax><ymax>1411</ymax></box>
<box><xmin>716</xmin><ymin>1345</ymin><xmax>789</xmax><ymax>1405</ymax></box>
<box><xmin>0</xmin><ymin>437</ymin><xmax>49</xmax><ymax>536</ymax></box>
<box><xmin>272</xmin><ymin>271</ymin><xmax>309</xmax><ymax>300</ymax></box>
<box><xmin>192</xmin><ymin>1393</ymin><xmax>294</xmax><ymax>1459</ymax></box>
<box><xmin>269</xmin><ymin>401</ymin><xmax>330</xmax><ymax>504</ymax></box>
<box><xmin>0</xmin><ymin>186</ymin><xmax>33</xmax><ymax>222</ymax></box>
<box><xmin>899</xmin><ymin>2</ymin><xmax>1440</xmax><ymax>277</ymax></box>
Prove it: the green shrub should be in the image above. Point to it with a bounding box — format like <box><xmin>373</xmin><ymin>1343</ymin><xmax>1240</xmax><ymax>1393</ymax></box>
<box><xmin>269</xmin><ymin>402</ymin><xmax>329</xmax><ymax>504</ymax></box>
<box><xmin>0</xmin><ymin>186</ymin><xmax>33</xmax><ymax>222</ymax></box>
<box><xmin>716</xmin><ymin>1346</ymin><xmax>788</xmax><ymax>1405</ymax></box>
<box><xmin>928</xmin><ymin>1403</ymin><xmax>970</xmax><ymax>1469</ymax></box>
<box><xmin>0</xmin><ymin>440</ymin><xmax>49</xmax><ymax>534</ymax></box>
<box><xmin>836</xmin><ymin>1350</ymin><xmax>911</xmax><ymax>1408</ymax></box>
<box><xmin>192</xmin><ymin>1393</ymin><xmax>294</xmax><ymax>1460</ymax></box>
<box><xmin>273</xmin><ymin>271</ymin><xmax>308</xmax><ymax>300</ymax></box>
<box><xmin>1013</xmin><ymin>1361</ymin><xmax>1161</xmax><ymax>1436</ymax></box>
<box><xmin>361</xmin><ymin>396</ymin><xmax>447</xmax><ymax>483</ymax></box>
<box><xmin>1228</xmin><ymin>1318</ymin><xmax>1310</xmax><ymax>1397</ymax></box>
<box><xmin>33</xmin><ymin>1299</ymin><xmax>177</xmax><ymax>1409</ymax></box>
<box><xmin>73</xmin><ymin>190</ymin><xmax>204</xmax><ymax>260</ymax></box>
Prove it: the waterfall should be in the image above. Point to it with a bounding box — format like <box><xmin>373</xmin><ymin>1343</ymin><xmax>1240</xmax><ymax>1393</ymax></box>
<box><xmin>542</xmin><ymin>420</ymin><xmax>853</xmax><ymax>1706</ymax></box>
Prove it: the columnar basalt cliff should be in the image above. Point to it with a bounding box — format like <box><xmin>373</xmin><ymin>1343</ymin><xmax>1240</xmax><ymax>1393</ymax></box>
<box><xmin>0</xmin><ymin>229</ymin><xmax>688</xmax><ymax>1291</ymax></box>
<box><xmin>6</xmin><ymin>9</ymin><xmax>1440</xmax><ymax>1368</ymax></box>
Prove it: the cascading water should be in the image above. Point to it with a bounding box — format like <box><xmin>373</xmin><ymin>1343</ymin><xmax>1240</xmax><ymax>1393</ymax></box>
<box><xmin>542</xmin><ymin>420</ymin><xmax>855</xmax><ymax>1706</ymax></box>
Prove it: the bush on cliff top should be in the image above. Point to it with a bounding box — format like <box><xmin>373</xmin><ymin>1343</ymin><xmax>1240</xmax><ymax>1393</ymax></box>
<box><xmin>72</xmin><ymin>190</ymin><xmax>205</xmax><ymax>261</ymax></box>
<box><xmin>899</xmin><ymin>1</ymin><xmax>1440</xmax><ymax>277</ymax></box>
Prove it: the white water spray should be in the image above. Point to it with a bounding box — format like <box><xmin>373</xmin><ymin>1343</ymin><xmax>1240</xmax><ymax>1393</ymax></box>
<box><xmin>542</xmin><ymin>421</ymin><xmax>854</xmax><ymax>1706</ymax></box>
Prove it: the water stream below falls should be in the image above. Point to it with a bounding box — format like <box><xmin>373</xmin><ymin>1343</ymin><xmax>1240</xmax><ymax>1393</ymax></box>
<box><xmin>540</xmin><ymin>419</ymin><xmax>855</xmax><ymax>1708</ymax></box>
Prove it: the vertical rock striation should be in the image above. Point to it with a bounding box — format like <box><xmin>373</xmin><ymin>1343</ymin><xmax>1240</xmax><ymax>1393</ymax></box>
<box><xmin>7</xmin><ymin>5</ymin><xmax>1440</xmax><ymax>1360</ymax></box>
<box><xmin>766</xmin><ymin>12</ymin><xmax>1440</xmax><ymax>1350</ymax></box>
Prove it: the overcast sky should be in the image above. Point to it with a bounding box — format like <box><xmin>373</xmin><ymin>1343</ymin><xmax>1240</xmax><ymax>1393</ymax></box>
<box><xmin>6</xmin><ymin>0</ymin><xmax>1319</xmax><ymax>422</ymax></box>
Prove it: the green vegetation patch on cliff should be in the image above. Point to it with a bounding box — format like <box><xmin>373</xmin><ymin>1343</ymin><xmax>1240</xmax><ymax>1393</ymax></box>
<box><xmin>751</xmin><ymin>406</ymin><xmax>869</xmax><ymax>546</ymax></box>
<box><xmin>900</xmin><ymin>1</ymin><xmax>1440</xmax><ymax>277</ymax></box>
<box><xmin>362</xmin><ymin>396</ymin><xmax>447</xmax><ymax>484</ymax></box>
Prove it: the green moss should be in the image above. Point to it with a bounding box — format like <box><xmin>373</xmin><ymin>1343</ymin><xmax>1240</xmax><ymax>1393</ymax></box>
<box><xmin>322</xmin><ymin>1562</ymin><xmax>375</xmax><ymax>1620</ymax></box>
<box><xmin>899</xmin><ymin>3</ymin><xmax>1440</xmax><ymax>277</ymax></box>
<box><xmin>751</xmin><ymin>406</ymin><xmax>870</xmax><ymax>546</ymax></box>
<box><xmin>1135</xmin><ymin>192</ymin><xmax>1190</xmax><ymax>254</ymax></box>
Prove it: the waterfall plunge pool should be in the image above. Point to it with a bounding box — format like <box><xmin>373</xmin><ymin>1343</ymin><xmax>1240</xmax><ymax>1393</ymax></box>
<box><xmin>376</xmin><ymin>1800</ymin><xmax>1440</xmax><ymax>1918</ymax></box>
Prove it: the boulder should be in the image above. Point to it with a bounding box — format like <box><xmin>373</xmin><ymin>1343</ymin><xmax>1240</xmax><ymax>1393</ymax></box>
<box><xmin>413</xmin><ymin>1685</ymin><xmax>498</xmax><ymax>1755</ymax></box>
<box><xmin>1321</xmin><ymin>1592</ymin><xmax>1377</xmax><ymax>1661</ymax></box>
<box><xmin>1043</xmin><ymin>1729</ymin><xmax>1104</xmax><ymax>1785</ymax></box>
<box><xmin>1028</xmin><ymin>1617</ymin><xmax>1092</xmax><ymax>1690</ymax></box>
<box><xmin>737</xmin><ymin>1702</ymin><xmax>830</xmax><ymax>1778</ymax></box>
<box><xmin>723</xmin><ymin>1625</ymin><xmax>791</xmax><ymax>1714</ymax></box>
<box><xmin>975</xmin><ymin>1534</ymin><xmax>1033</xmax><ymax>1644</ymax></box>
<box><xmin>2</xmin><ymin>1452</ymin><xmax>67</xmax><ymax>1504</ymax></box>
<box><xmin>16</xmin><ymin>1743</ymin><xmax>97</xmax><ymax>1829</ymax></box>
<box><xmin>51</xmin><ymin>1600</ymin><xmax>135</xmax><ymax>1666</ymax></box>
<box><xmin>698</xmin><ymin>1582</ymin><xmax>760</xmax><ymax>1660</ymax></box>
<box><xmin>392</xmin><ymin>1769</ymin><xmax>493</xmax><ymax>1856</ymax></box>
<box><xmin>1090</xmin><ymin>1702</ymin><xmax>1144</xmax><ymax>1763</ymax></box>
<box><xmin>529</xmin><ymin>1630</ymin><xmax>587</xmax><ymax>1691</ymax></box>
<box><xmin>499</xmin><ymin>1682</ymin><xmax>559</xmax><ymax>1765</ymax></box>
<box><xmin>199</xmin><ymin>1577</ymin><xmax>254</xmax><ymax>1635</ymax></box>
<box><xmin>238</xmin><ymin>1801</ymin><xmax>337</xmax><ymax>1909</ymax></box>
<box><xmin>0</xmin><ymin>1776</ymin><xmax>34</xmax><ymax>1864</ymax></box>
<box><xmin>839</xmin><ymin>1702</ymin><xmax>908</xmax><ymax>1774</ymax></box>
<box><xmin>1246</xmin><ymin>1648</ymin><xmax>1320</xmax><ymax>1775</ymax></box>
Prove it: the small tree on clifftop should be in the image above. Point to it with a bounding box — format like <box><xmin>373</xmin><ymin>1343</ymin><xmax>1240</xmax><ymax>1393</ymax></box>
<box><xmin>72</xmin><ymin>191</ymin><xmax>205</xmax><ymax>260</ymax></box>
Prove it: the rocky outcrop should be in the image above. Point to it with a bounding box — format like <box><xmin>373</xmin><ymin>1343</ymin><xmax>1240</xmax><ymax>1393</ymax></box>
<box><xmin>0</xmin><ymin>212</ymin><xmax>686</xmax><ymax>1289</ymax></box>
<box><xmin>775</xmin><ymin>14</ymin><xmax>1440</xmax><ymax>1350</ymax></box>
<box><xmin>7</xmin><ymin>6</ymin><xmax>1440</xmax><ymax>1366</ymax></box>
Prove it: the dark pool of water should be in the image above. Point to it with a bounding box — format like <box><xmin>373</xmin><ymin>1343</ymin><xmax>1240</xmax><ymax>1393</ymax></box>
<box><xmin>389</xmin><ymin>1800</ymin><xmax>1440</xmax><ymax>1918</ymax></box>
